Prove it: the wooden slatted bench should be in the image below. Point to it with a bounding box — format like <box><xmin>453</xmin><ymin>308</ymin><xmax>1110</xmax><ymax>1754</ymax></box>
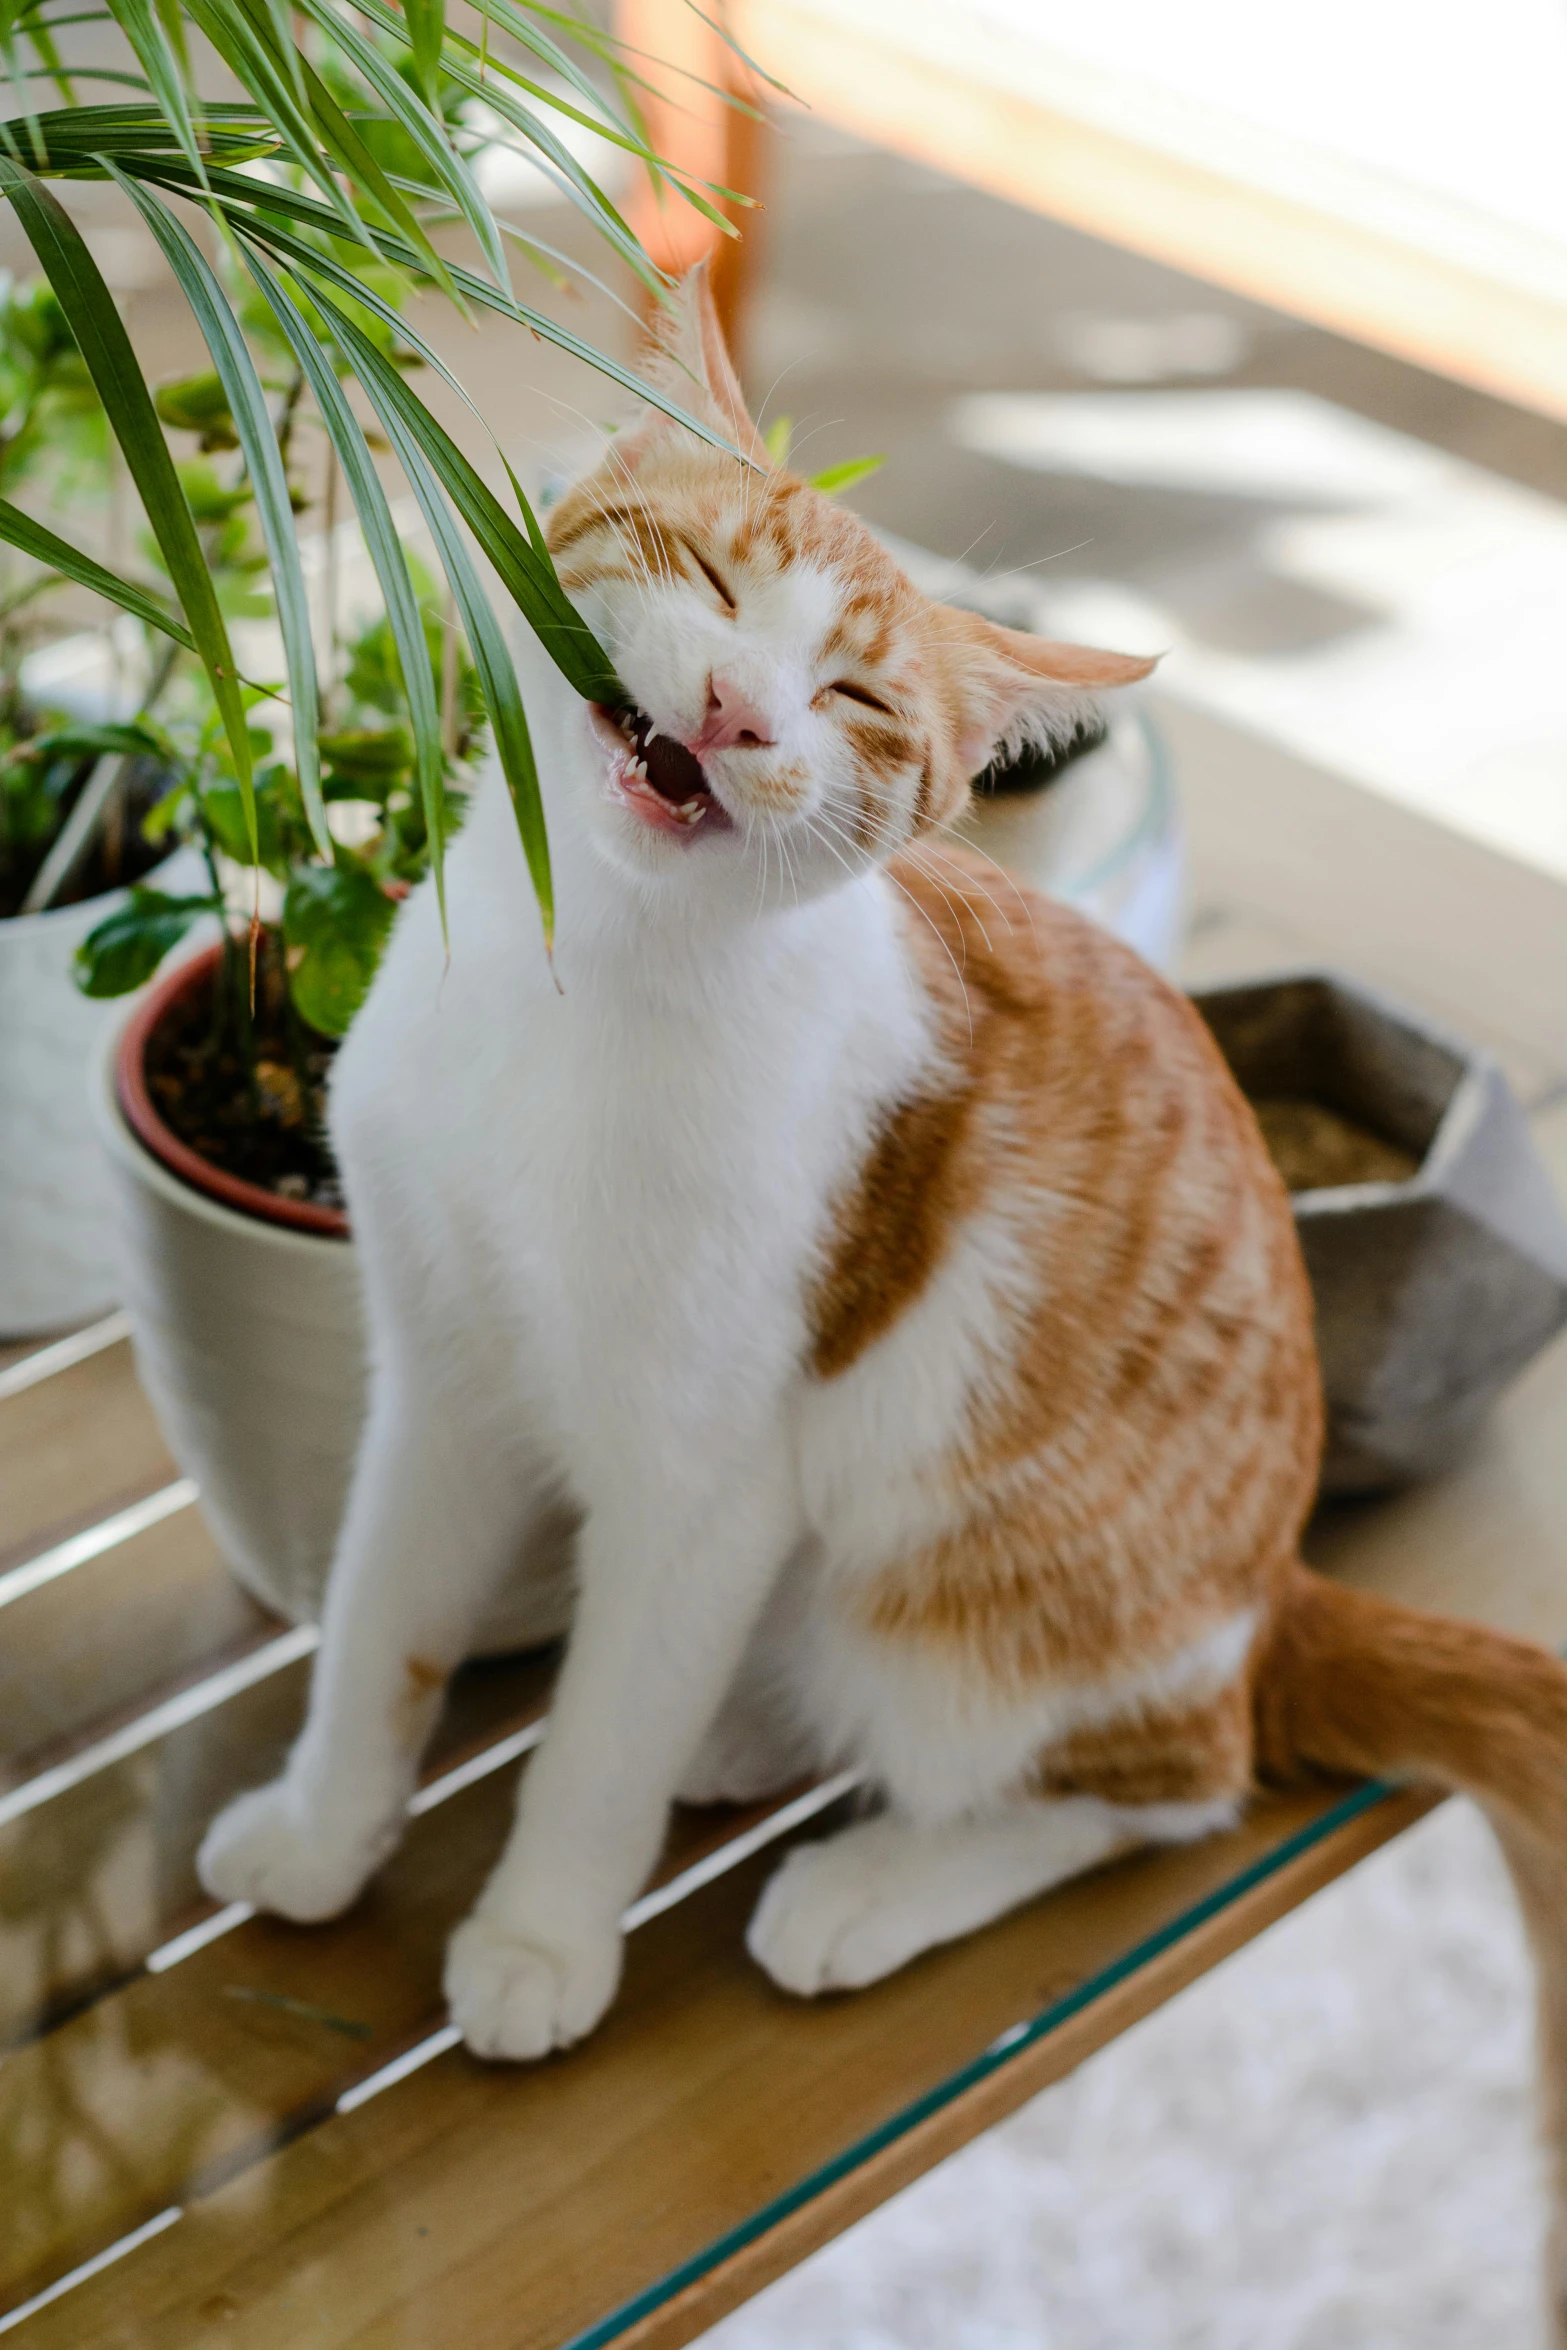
<box><xmin>4</xmin><ymin>777</ymin><xmax>1567</xmax><ymax>2349</ymax></box>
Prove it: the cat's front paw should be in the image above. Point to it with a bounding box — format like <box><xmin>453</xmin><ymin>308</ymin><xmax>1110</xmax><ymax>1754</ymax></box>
<box><xmin>444</xmin><ymin>1913</ymin><xmax>621</xmax><ymax>2060</ymax></box>
<box><xmin>748</xmin><ymin>1834</ymin><xmax>926</xmax><ymax>1995</ymax></box>
<box><xmin>198</xmin><ymin>1780</ymin><xmax>398</xmax><ymax>1922</ymax></box>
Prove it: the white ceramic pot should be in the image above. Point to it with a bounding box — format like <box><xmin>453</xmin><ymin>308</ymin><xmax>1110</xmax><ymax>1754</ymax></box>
<box><xmin>959</xmin><ymin>710</ymin><xmax>1183</xmax><ymax>973</ymax></box>
<box><xmin>90</xmin><ymin>1000</ymin><xmax>572</xmax><ymax>1654</ymax></box>
<box><xmin>0</xmin><ymin>870</ymin><xmax>181</xmax><ymax>1337</ymax></box>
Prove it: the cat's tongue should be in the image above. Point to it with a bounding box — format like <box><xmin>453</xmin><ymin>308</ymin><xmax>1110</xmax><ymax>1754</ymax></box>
<box><xmin>641</xmin><ymin>729</ymin><xmax>706</xmax><ymax>805</ymax></box>
<box><xmin>597</xmin><ymin>702</ymin><xmax>733</xmax><ymax>838</ymax></box>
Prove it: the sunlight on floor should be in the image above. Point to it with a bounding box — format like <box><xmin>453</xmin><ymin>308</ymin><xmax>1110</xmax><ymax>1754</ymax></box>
<box><xmin>952</xmin><ymin>389</ymin><xmax>1567</xmax><ymax>884</ymax></box>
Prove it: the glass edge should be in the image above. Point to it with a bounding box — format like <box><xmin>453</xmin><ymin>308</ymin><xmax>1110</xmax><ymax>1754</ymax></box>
<box><xmin>563</xmin><ymin>1774</ymin><xmax>1397</xmax><ymax>2350</ymax></box>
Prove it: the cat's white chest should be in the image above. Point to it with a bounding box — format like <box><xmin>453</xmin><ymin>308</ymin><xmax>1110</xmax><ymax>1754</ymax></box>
<box><xmin>335</xmin><ymin>791</ymin><xmax>934</xmax><ymax>1490</ymax></box>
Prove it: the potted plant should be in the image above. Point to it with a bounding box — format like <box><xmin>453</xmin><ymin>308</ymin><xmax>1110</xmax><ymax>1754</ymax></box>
<box><xmin>0</xmin><ymin>0</ymin><xmax>743</xmax><ymax>1335</ymax></box>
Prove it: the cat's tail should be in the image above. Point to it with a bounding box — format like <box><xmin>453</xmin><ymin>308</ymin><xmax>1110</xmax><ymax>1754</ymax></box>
<box><xmin>1254</xmin><ymin>1563</ymin><xmax>1567</xmax><ymax>2343</ymax></box>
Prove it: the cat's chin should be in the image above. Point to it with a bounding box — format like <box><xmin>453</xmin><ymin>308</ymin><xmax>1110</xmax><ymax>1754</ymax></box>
<box><xmin>588</xmin><ymin>700</ymin><xmax>736</xmax><ymax>849</ymax></box>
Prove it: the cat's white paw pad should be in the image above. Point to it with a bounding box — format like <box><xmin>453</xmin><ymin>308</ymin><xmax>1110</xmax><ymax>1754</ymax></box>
<box><xmin>197</xmin><ymin>1782</ymin><xmax>391</xmax><ymax>1923</ymax></box>
<box><xmin>747</xmin><ymin>1840</ymin><xmax>927</xmax><ymax>1995</ymax></box>
<box><xmin>444</xmin><ymin>1915</ymin><xmax>621</xmax><ymax>2060</ymax></box>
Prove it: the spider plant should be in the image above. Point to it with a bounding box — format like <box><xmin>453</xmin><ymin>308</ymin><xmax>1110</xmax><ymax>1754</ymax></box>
<box><xmin>0</xmin><ymin>0</ymin><xmax>750</xmax><ymax>952</ymax></box>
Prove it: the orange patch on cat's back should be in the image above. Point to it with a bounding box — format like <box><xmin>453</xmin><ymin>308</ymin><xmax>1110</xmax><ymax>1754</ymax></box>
<box><xmin>805</xmin><ymin>844</ymin><xmax>1085</xmax><ymax>1382</ymax></box>
<box><xmin>812</xmin><ymin>842</ymin><xmax>1322</xmax><ymax>1697</ymax></box>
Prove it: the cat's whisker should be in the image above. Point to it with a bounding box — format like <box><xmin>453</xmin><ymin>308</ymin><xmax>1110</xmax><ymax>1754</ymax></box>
<box><xmin>899</xmin><ymin>840</ymin><xmax>1014</xmax><ymax>958</ymax></box>
<box><xmin>928</xmin><ymin>825</ymin><xmax>1041</xmax><ymax>950</ymax></box>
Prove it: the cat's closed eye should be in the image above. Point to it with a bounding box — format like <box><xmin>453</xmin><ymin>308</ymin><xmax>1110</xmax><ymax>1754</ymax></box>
<box><xmin>830</xmin><ymin>680</ymin><xmax>894</xmax><ymax>715</ymax></box>
<box><xmin>683</xmin><ymin>540</ymin><xmax>737</xmax><ymax>613</ymax></box>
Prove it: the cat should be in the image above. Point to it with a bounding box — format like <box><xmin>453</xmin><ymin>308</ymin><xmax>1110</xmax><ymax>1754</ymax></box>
<box><xmin>200</xmin><ymin>271</ymin><xmax>1567</xmax><ymax>2322</ymax></box>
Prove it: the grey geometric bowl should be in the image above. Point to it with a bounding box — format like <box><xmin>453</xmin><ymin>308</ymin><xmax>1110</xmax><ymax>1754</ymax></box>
<box><xmin>1193</xmin><ymin>972</ymin><xmax>1567</xmax><ymax>1496</ymax></box>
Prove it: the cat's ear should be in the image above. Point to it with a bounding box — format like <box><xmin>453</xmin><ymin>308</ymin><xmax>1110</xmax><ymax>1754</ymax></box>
<box><xmin>616</xmin><ymin>264</ymin><xmax>769</xmax><ymax>471</ymax></box>
<box><xmin>952</xmin><ymin>615</ymin><xmax>1157</xmax><ymax>775</ymax></box>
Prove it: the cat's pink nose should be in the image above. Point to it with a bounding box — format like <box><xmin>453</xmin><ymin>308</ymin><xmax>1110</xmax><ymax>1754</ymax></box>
<box><xmin>692</xmin><ymin>675</ymin><xmax>775</xmax><ymax>753</ymax></box>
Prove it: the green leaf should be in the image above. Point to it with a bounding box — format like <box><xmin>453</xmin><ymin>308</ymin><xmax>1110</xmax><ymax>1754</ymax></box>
<box><xmin>154</xmin><ymin>368</ymin><xmax>238</xmax><ymax>448</ymax></box>
<box><xmin>0</xmin><ymin>156</ymin><xmax>257</xmax><ymax>854</ymax></box>
<box><xmin>73</xmin><ymin>885</ymin><xmax>218</xmax><ymax>996</ymax></box>
<box><xmin>145</xmin><ymin>158</ymin><xmax>741</xmax><ymax>459</ymax></box>
<box><xmin>293</xmin><ymin>49</ymin><xmax>457</xmax><ymax>303</ymax></box>
<box><xmin>0</xmin><ymin>98</ymin><xmax>275</xmax><ymax>165</ymax></box>
<box><xmin>180</xmin><ymin>0</ymin><xmax>374</xmax><ymax>255</ymax></box>
<box><xmin>242</xmin><ymin>250</ymin><xmax>447</xmax><ymax>924</ymax></box>
<box><xmin>202</xmin><ymin>774</ymin><xmax>287</xmax><ymax>871</ymax></box>
<box><xmin>283</xmin><ymin>859</ymin><xmax>395</xmax><ymax>1036</ymax></box>
<box><xmin>107</xmin><ymin>168</ymin><xmax>329</xmax><ymax>860</ymax></box>
<box><xmin>350</xmin><ymin>346</ymin><xmax>554</xmax><ymax>951</ymax></box>
<box><xmin>763</xmin><ymin>414</ymin><xmax>792</xmax><ymax>467</ymax></box>
<box><xmin>808</xmin><ymin>454</ymin><xmax>886</xmax><ymax>495</ymax></box>
<box><xmin>0</xmin><ymin>496</ymin><xmax>193</xmax><ymax>644</ymax></box>
<box><xmin>353</xmin><ymin>0</ymin><xmax>657</xmax><ymax>292</ymax></box>
<box><xmin>320</xmin><ymin>725</ymin><xmax>412</xmax><ymax>788</ymax></box>
<box><xmin>403</xmin><ymin>0</ymin><xmax>444</xmax><ymax>102</ymax></box>
<box><xmin>103</xmin><ymin>0</ymin><xmax>208</xmax><ymax>193</ymax></box>
<box><xmin>14</xmin><ymin>718</ymin><xmax>166</xmax><ymax>764</ymax></box>
<box><xmin>303</xmin><ymin>278</ymin><xmax>620</xmax><ymax>707</ymax></box>
<box><xmin>292</xmin><ymin>0</ymin><xmax>507</xmax><ymax>291</ymax></box>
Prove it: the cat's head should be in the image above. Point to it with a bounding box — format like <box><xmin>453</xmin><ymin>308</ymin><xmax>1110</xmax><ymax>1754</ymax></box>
<box><xmin>547</xmin><ymin>270</ymin><xmax>1153</xmax><ymax>905</ymax></box>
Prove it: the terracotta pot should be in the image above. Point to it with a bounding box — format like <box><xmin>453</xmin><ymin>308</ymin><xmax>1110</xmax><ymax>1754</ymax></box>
<box><xmin>115</xmin><ymin>943</ymin><xmax>351</xmax><ymax>1239</ymax></box>
<box><xmin>93</xmin><ymin>948</ymin><xmax>571</xmax><ymax>1653</ymax></box>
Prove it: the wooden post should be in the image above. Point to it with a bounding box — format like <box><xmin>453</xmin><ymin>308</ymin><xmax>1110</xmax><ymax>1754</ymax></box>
<box><xmin>616</xmin><ymin>0</ymin><xmax>768</xmax><ymax>366</ymax></box>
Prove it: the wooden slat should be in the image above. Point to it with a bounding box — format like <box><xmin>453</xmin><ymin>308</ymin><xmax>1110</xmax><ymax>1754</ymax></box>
<box><xmin>0</xmin><ymin>1645</ymin><xmax>558</xmax><ymax>2051</ymax></box>
<box><xmin>611</xmin><ymin>1788</ymin><xmax>1437</xmax><ymax>2350</ymax></box>
<box><xmin>0</xmin><ymin>1339</ymin><xmax>174</xmax><ymax>1574</ymax></box>
<box><xmin>14</xmin><ymin>1780</ymin><xmax>1432</xmax><ymax>2350</ymax></box>
<box><xmin>0</xmin><ymin>1506</ymin><xmax>267</xmax><ymax>1778</ymax></box>
<box><xmin>0</xmin><ymin>1759</ymin><xmax>829</xmax><ymax>2313</ymax></box>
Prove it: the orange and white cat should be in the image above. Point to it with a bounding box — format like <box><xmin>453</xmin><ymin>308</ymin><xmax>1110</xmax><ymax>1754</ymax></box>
<box><xmin>201</xmin><ymin>274</ymin><xmax>1567</xmax><ymax>2318</ymax></box>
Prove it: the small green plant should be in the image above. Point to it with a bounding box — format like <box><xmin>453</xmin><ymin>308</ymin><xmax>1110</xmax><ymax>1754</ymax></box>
<box><xmin>76</xmin><ymin>592</ymin><xmax>484</xmax><ymax>1035</ymax></box>
<box><xmin>70</xmin><ymin>592</ymin><xmax>486</xmax><ymax>1211</ymax></box>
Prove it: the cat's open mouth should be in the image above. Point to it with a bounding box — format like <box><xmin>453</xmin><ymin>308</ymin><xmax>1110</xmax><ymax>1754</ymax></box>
<box><xmin>592</xmin><ymin>702</ymin><xmax>734</xmax><ymax>839</ymax></box>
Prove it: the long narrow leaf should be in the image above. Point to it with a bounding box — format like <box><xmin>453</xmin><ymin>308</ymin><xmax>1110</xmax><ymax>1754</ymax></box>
<box><xmin>107</xmin><ymin>164</ymin><xmax>329</xmax><ymax>860</ymax></box>
<box><xmin>0</xmin><ymin>97</ymin><xmax>275</xmax><ymax>161</ymax></box>
<box><xmin>353</xmin><ymin>0</ymin><xmax>658</xmax><ymax>290</ymax></box>
<box><xmin>292</xmin><ymin>0</ymin><xmax>507</xmax><ymax>290</ymax></box>
<box><xmin>103</xmin><ymin>0</ymin><xmax>206</xmax><ymax>190</ymax></box>
<box><xmin>170</xmin><ymin>163</ymin><xmax>737</xmax><ymax>454</ymax></box>
<box><xmin>307</xmin><ymin>278</ymin><xmax>619</xmax><ymax>702</ymax></box>
<box><xmin>17</xmin><ymin>11</ymin><xmax>76</xmax><ymax>103</ymax></box>
<box><xmin>370</xmin><ymin>382</ymin><xmax>553</xmax><ymax>952</ymax></box>
<box><xmin>0</xmin><ymin>497</ymin><xmax>193</xmax><ymax>643</ymax></box>
<box><xmin>403</xmin><ymin>0</ymin><xmax>444</xmax><ymax>102</ymax></box>
<box><xmin>0</xmin><ymin>156</ymin><xmax>256</xmax><ymax>846</ymax></box>
<box><xmin>241</xmin><ymin>249</ymin><xmax>448</xmax><ymax>926</ymax></box>
<box><xmin>181</xmin><ymin>0</ymin><xmax>372</xmax><ymax>254</ymax></box>
<box><xmin>468</xmin><ymin>0</ymin><xmax>637</xmax><ymax>137</ymax></box>
<box><xmin>294</xmin><ymin>48</ymin><xmax>457</xmax><ymax>301</ymax></box>
<box><xmin>436</xmin><ymin>22</ymin><xmax>756</xmax><ymax>240</ymax></box>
